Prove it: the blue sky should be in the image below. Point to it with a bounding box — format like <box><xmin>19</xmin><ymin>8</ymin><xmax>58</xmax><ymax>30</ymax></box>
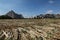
<box><xmin>0</xmin><ymin>0</ymin><xmax>60</xmax><ymax>17</ymax></box>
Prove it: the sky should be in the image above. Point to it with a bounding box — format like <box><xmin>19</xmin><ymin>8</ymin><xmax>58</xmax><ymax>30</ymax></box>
<box><xmin>0</xmin><ymin>0</ymin><xmax>60</xmax><ymax>17</ymax></box>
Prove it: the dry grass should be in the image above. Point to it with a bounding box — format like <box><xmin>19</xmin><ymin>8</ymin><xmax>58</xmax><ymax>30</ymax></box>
<box><xmin>0</xmin><ymin>19</ymin><xmax>60</xmax><ymax>40</ymax></box>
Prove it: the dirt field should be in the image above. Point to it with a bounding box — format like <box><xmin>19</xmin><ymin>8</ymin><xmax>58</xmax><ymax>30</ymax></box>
<box><xmin>0</xmin><ymin>19</ymin><xmax>60</xmax><ymax>40</ymax></box>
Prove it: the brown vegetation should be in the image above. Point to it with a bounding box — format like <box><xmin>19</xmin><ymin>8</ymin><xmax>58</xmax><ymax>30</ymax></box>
<box><xmin>0</xmin><ymin>19</ymin><xmax>60</xmax><ymax>40</ymax></box>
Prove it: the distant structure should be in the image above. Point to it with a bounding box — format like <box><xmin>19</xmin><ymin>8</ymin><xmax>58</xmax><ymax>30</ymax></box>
<box><xmin>6</xmin><ymin>10</ymin><xmax>24</xmax><ymax>19</ymax></box>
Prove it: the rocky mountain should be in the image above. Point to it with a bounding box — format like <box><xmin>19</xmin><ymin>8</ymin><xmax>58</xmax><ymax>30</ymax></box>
<box><xmin>34</xmin><ymin>14</ymin><xmax>60</xmax><ymax>19</ymax></box>
<box><xmin>6</xmin><ymin>10</ymin><xmax>24</xmax><ymax>19</ymax></box>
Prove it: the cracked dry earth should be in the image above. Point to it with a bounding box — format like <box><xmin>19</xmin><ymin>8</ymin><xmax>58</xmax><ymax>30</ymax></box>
<box><xmin>0</xmin><ymin>19</ymin><xmax>60</xmax><ymax>40</ymax></box>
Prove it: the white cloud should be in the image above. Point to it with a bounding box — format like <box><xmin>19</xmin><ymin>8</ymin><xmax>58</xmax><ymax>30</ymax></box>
<box><xmin>48</xmin><ymin>0</ymin><xmax>54</xmax><ymax>4</ymax></box>
<box><xmin>46</xmin><ymin>10</ymin><xmax>53</xmax><ymax>14</ymax></box>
